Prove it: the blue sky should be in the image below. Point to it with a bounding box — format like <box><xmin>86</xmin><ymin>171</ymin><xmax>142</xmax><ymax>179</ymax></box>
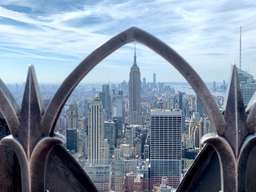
<box><xmin>0</xmin><ymin>0</ymin><xmax>256</xmax><ymax>83</ymax></box>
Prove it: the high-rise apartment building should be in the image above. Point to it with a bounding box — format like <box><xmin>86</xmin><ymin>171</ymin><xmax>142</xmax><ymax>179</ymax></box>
<box><xmin>150</xmin><ymin>109</ymin><xmax>182</xmax><ymax>189</ymax></box>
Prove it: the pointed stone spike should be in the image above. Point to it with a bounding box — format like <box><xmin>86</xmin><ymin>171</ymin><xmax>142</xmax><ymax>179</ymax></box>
<box><xmin>0</xmin><ymin>79</ymin><xmax>19</xmax><ymax>112</ymax></box>
<box><xmin>19</xmin><ymin>65</ymin><xmax>43</xmax><ymax>157</ymax></box>
<box><xmin>224</xmin><ymin>65</ymin><xmax>247</xmax><ymax>157</ymax></box>
<box><xmin>0</xmin><ymin>79</ymin><xmax>20</xmax><ymax>136</ymax></box>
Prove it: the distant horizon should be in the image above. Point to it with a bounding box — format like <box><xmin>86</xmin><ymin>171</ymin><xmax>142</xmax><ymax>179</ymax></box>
<box><xmin>4</xmin><ymin>81</ymin><xmax>226</xmax><ymax>85</ymax></box>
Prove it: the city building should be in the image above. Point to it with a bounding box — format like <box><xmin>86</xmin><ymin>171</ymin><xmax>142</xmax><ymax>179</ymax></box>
<box><xmin>113</xmin><ymin>116</ymin><xmax>124</xmax><ymax>146</ymax></box>
<box><xmin>104</xmin><ymin>120</ymin><xmax>116</xmax><ymax>156</ymax></box>
<box><xmin>86</xmin><ymin>98</ymin><xmax>111</xmax><ymax>192</ymax></box>
<box><xmin>88</xmin><ymin>97</ymin><xmax>106</xmax><ymax>165</ymax></box>
<box><xmin>66</xmin><ymin>103</ymin><xmax>79</xmax><ymax>152</ymax></box>
<box><xmin>177</xmin><ymin>92</ymin><xmax>184</xmax><ymax>110</ymax></box>
<box><xmin>124</xmin><ymin>172</ymin><xmax>144</xmax><ymax>192</ymax></box>
<box><xmin>111</xmin><ymin>158</ymin><xmax>140</xmax><ymax>192</ymax></box>
<box><xmin>101</xmin><ymin>139</ymin><xmax>110</xmax><ymax>164</ymax></box>
<box><xmin>67</xmin><ymin>103</ymin><xmax>79</xmax><ymax>129</ymax></box>
<box><xmin>153</xmin><ymin>177</ymin><xmax>176</xmax><ymax>192</ymax></box>
<box><xmin>112</xmin><ymin>159</ymin><xmax>125</xmax><ymax>192</ymax></box>
<box><xmin>144</xmin><ymin>144</ymin><xmax>150</xmax><ymax>160</ymax></box>
<box><xmin>112</xmin><ymin>90</ymin><xmax>125</xmax><ymax>120</ymax></box>
<box><xmin>129</xmin><ymin>46</ymin><xmax>142</xmax><ymax>124</ymax></box>
<box><xmin>100</xmin><ymin>84</ymin><xmax>112</xmax><ymax>120</ymax></box>
<box><xmin>196</xmin><ymin>95</ymin><xmax>205</xmax><ymax>117</ymax></box>
<box><xmin>86</xmin><ymin>164</ymin><xmax>111</xmax><ymax>192</ymax></box>
<box><xmin>66</xmin><ymin>128</ymin><xmax>78</xmax><ymax>153</ymax></box>
<box><xmin>153</xmin><ymin>73</ymin><xmax>157</xmax><ymax>87</ymax></box>
<box><xmin>188</xmin><ymin>112</ymin><xmax>202</xmax><ymax>148</ymax></box>
<box><xmin>238</xmin><ymin>68</ymin><xmax>256</xmax><ymax>106</ymax></box>
<box><xmin>125</xmin><ymin>124</ymin><xmax>143</xmax><ymax>145</ymax></box>
<box><xmin>150</xmin><ymin>109</ymin><xmax>182</xmax><ymax>189</ymax></box>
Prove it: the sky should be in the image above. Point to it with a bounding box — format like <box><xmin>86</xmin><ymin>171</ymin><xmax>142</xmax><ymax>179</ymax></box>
<box><xmin>0</xmin><ymin>0</ymin><xmax>256</xmax><ymax>84</ymax></box>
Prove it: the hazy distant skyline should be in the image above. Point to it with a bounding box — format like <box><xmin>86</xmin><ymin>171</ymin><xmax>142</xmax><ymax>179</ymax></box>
<box><xmin>0</xmin><ymin>0</ymin><xmax>256</xmax><ymax>83</ymax></box>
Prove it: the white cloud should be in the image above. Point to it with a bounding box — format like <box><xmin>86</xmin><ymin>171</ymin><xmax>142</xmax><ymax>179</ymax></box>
<box><xmin>0</xmin><ymin>0</ymin><xmax>255</xmax><ymax>83</ymax></box>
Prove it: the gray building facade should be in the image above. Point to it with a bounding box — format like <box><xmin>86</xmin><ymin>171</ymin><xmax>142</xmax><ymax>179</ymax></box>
<box><xmin>150</xmin><ymin>110</ymin><xmax>182</xmax><ymax>189</ymax></box>
<box><xmin>129</xmin><ymin>47</ymin><xmax>142</xmax><ymax>124</ymax></box>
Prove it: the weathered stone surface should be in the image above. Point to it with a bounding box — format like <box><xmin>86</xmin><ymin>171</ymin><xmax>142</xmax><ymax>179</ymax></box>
<box><xmin>0</xmin><ymin>66</ymin><xmax>97</xmax><ymax>191</ymax></box>
<box><xmin>177</xmin><ymin>145</ymin><xmax>221</xmax><ymax>192</ymax></box>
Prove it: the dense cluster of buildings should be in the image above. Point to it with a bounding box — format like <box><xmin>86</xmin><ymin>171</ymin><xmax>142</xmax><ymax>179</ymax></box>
<box><xmin>52</xmin><ymin>48</ymin><xmax>256</xmax><ymax>192</ymax></box>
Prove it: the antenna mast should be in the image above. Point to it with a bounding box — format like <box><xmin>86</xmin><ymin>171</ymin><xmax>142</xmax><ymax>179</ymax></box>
<box><xmin>239</xmin><ymin>26</ymin><xmax>242</xmax><ymax>69</ymax></box>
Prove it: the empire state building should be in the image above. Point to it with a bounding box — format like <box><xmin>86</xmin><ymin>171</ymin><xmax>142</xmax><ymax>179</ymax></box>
<box><xmin>129</xmin><ymin>46</ymin><xmax>142</xmax><ymax>124</ymax></box>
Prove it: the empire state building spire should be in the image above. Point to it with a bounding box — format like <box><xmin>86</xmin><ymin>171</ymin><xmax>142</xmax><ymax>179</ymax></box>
<box><xmin>129</xmin><ymin>43</ymin><xmax>142</xmax><ymax>124</ymax></box>
<box><xmin>133</xmin><ymin>43</ymin><xmax>137</xmax><ymax>66</ymax></box>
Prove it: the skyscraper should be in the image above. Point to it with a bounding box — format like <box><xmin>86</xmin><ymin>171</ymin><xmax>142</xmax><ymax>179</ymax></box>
<box><xmin>238</xmin><ymin>68</ymin><xmax>256</xmax><ymax>106</ymax></box>
<box><xmin>150</xmin><ymin>109</ymin><xmax>182</xmax><ymax>189</ymax></box>
<box><xmin>104</xmin><ymin>120</ymin><xmax>116</xmax><ymax>156</ymax></box>
<box><xmin>86</xmin><ymin>98</ymin><xmax>111</xmax><ymax>191</ymax></box>
<box><xmin>112</xmin><ymin>90</ymin><xmax>124</xmax><ymax>120</ymax></box>
<box><xmin>113</xmin><ymin>116</ymin><xmax>124</xmax><ymax>147</ymax></box>
<box><xmin>66</xmin><ymin>103</ymin><xmax>79</xmax><ymax>152</ymax></box>
<box><xmin>177</xmin><ymin>91</ymin><xmax>184</xmax><ymax>110</ymax></box>
<box><xmin>67</xmin><ymin>103</ymin><xmax>79</xmax><ymax>129</ymax></box>
<box><xmin>129</xmin><ymin>46</ymin><xmax>142</xmax><ymax>124</ymax></box>
<box><xmin>100</xmin><ymin>84</ymin><xmax>112</xmax><ymax>120</ymax></box>
<box><xmin>87</xmin><ymin>102</ymin><xmax>111</xmax><ymax>192</ymax></box>
<box><xmin>88</xmin><ymin>97</ymin><xmax>106</xmax><ymax>164</ymax></box>
<box><xmin>153</xmin><ymin>73</ymin><xmax>156</xmax><ymax>85</ymax></box>
<box><xmin>142</xmin><ymin>77</ymin><xmax>147</xmax><ymax>90</ymax></box>
<box><xmin>66</xmin><ymin>128</ymin><xmax>78</xmax><ymax>153</ymax></box>
<box><xmin>196</xmin><ymin>95</ymin><xmax>205</xmax><ymax>117</ymax></box>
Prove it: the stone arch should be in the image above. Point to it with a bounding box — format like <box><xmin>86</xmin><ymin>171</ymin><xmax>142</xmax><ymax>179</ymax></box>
<box><xmin>0</xmin><ymin>80</ymin><xmax>20</xmax><ymax>137</ymax></box>
<box><xmin>177</xmin><ymin>145</ymin><xmax>221</xmax><ymax>192</ymax></box>
<box><xmin>0</xmin><ymin>137</ymin><xmax>29</xmax><ymax>192</ymax></box>
<box><xmin>238</xmin><ymin>134</ymin><xmax>256</xmax><ymax>191</ymax></box>
<box><xmin>41</xmin><ymin>27</ymin><xmax>225</xmax><ymax>136</ymax></box>
<box><xmin>201</xmin><ymin>134</ymin><xmax>236</xmax><ymax>192</ymax></box>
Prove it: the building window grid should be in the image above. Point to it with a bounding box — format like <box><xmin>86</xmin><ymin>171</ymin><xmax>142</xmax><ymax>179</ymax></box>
<box><xmin>150</xmin><ymin>112</ymin><xmax>182</xmax><ymax>187</ymax></box>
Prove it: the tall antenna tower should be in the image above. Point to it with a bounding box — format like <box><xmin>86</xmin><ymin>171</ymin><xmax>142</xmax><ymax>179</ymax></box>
<box><xmin>239</xmin><ymin>26</ymin><xmax>242</xmax><ymax>69</ymax></box>
<box><xmin>134</xmin><ymin>42</ymin><xmax>136</xmax><ymax>57</ymax></box>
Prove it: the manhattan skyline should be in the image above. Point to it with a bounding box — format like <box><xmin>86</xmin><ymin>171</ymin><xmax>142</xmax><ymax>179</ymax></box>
<box><xmin>1</xmin><ymin>1</ymin><xmax>256</xmax><ymax>192</ymax></box>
